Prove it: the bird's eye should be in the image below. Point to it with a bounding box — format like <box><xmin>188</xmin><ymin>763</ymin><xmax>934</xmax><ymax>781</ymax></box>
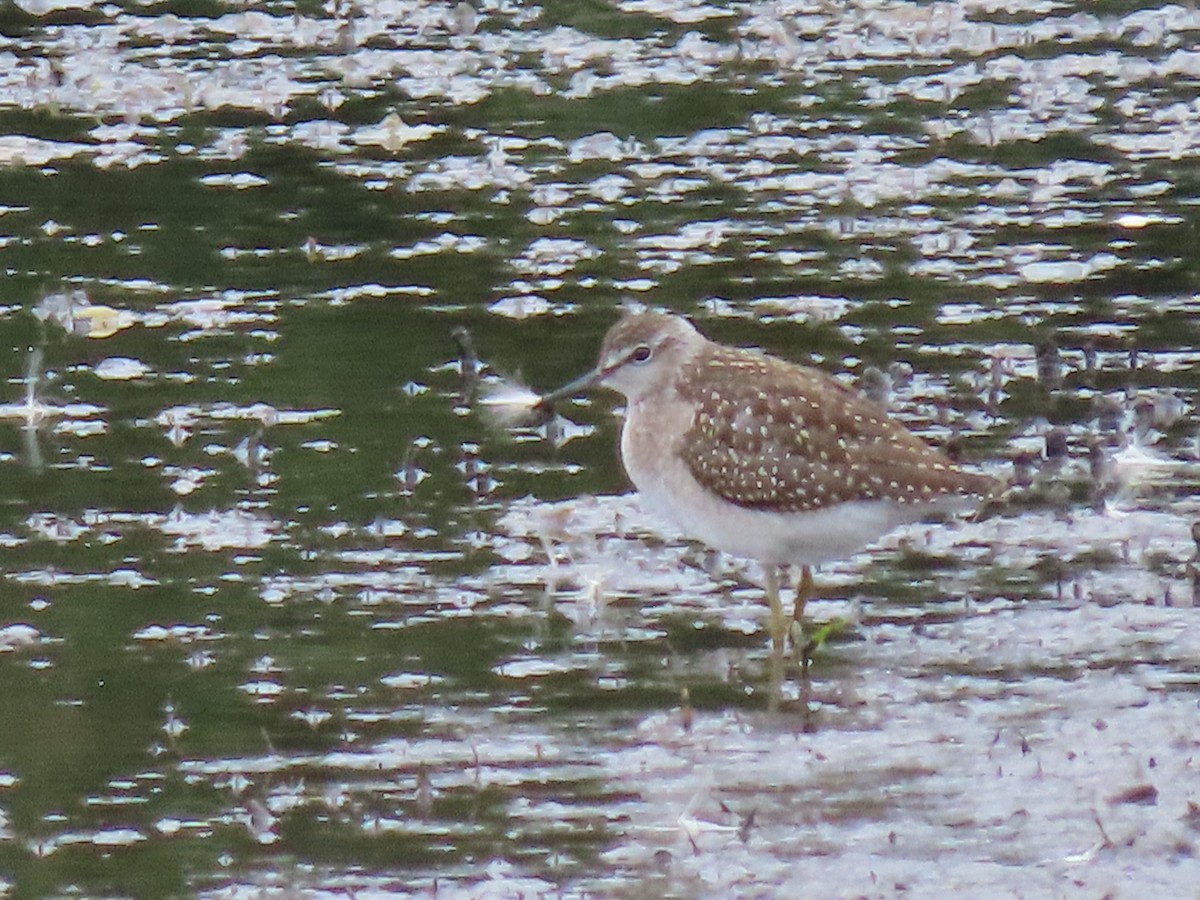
<box><xmin>631</xmin><ymin>344</ymin><xmax>652</xmax><ymax>363</ymax></box>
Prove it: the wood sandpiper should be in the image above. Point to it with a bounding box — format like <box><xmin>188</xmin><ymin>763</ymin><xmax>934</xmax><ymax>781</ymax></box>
<box><xmin>537</xmin><ymin>310</ymin><xmax>997</xmax><ymax>652</ymax></box>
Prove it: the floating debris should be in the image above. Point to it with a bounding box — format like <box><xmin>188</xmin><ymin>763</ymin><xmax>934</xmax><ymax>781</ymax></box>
<box><xmin>476</xmin><ymin>375</ymin><xmax>550</xmax><ymax>429</ymax></box>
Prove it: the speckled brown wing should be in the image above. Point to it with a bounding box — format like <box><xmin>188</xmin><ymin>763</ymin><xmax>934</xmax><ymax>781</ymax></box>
<box><xmin>676</xmin><ymin>345</ymin><xmax>992</xmax><ymax>513</ymax></box>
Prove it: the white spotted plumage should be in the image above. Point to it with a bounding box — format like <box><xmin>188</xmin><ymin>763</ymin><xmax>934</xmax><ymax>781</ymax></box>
<box><xmin>579</xmin><ymin>310</ymin><xmax>995</xmax><ymax>566</ymax></box>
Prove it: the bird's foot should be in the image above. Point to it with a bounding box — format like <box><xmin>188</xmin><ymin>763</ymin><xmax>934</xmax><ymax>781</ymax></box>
<box><xmin>789</xmin><ymin>617</ymin><xmax>846</xmax><ymax>666</ymax></box>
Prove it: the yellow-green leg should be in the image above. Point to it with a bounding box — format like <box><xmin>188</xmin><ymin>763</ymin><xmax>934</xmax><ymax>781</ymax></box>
<box><xmin>790</xmin><ymin>565</ymin><xmax>817</xmax><ymax>665</ymax></box>
<box><xmin>793</xmin><ymin>564</ymin><xmax>813</xmax><ymax>623</ymax></box>
<box><xmin>763</xmin><ymin>566</ymin><xmax>788</xmax><ymax>653</ymax></box>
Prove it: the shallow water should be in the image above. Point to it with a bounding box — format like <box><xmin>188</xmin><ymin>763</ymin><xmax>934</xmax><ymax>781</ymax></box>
<box><xmin>1</xmin><ymin>0</ymin><xmax>1199</xmax><ymax>896</ymax></box>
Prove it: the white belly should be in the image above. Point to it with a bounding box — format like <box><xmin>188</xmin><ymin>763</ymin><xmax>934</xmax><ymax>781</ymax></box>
<box><xmin>634</xmin><ymin>470</ymin><xmax>925</xmax><ymax>565</ymax></box>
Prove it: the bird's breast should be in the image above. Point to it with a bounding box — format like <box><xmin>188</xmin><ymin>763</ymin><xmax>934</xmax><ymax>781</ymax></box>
<box><xmin>618</xmin><ymin>394</ymin><xmax>693</xmax><ymax>514</ymax></box>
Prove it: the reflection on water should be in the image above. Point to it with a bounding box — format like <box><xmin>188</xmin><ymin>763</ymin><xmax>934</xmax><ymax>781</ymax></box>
<box><xmin>1</xmin><ymin>0</ymin><xmax>1199</xmax><ymax>895</ymax></box>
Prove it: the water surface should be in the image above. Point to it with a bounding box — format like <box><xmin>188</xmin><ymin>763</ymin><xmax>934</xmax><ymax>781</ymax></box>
<box><xmin>1</xmin><ymin>0</ymin><xmax>1199</xmax><ymax>895</ymax></box>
